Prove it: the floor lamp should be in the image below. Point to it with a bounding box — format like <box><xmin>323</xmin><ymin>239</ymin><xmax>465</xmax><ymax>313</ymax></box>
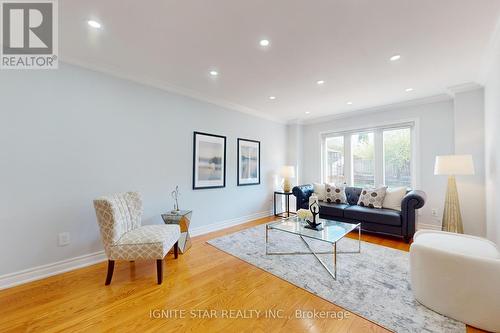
<box><xmin>434</xmin><ymin>155</ymin><xmax>475</xmax><ymax>233</ymax></box>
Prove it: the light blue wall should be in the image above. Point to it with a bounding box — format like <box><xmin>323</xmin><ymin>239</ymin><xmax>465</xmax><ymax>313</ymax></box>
<box><xmin>0</xmin><ymin>63</ymin><xmax>286</xmax><ymax>275</ymax></box>
<box><xmin>484</xmin><ymin>34</ymin><xmax>500</xmax><ymax>244</ymax></box>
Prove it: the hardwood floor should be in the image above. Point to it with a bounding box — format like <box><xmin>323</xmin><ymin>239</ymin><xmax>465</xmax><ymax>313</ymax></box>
<box><xmin>0</xmin><ymin>217</ymin><xmax>485</xmax><ymax>332</ymax></box>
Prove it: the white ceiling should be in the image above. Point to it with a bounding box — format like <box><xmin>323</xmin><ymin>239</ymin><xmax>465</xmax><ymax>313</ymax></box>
<box><xmin>60</xmin><ymin>0</ymin><xmax>500</xmax><ymax>123</ymax></box>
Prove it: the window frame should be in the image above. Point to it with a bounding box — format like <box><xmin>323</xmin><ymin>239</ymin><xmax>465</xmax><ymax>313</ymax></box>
<box><xmin>320</xmin><ymin>120</ymin><xmax>417</xmax><ymax>189</ymax></box>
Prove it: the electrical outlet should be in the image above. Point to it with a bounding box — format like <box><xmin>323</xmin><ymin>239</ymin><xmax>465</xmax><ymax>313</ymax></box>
<box><xmin>431</xmin><ymin>209</ymin><xmax>438</xmax><ymax>217</ymax></box>
<box><xmin>58</xmin><ymin>232</ymin><xmax>70</xmax><ymax>246</ymax></box>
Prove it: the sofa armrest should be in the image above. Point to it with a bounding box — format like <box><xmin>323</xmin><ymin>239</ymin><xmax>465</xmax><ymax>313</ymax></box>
<box><xmin>401</xmin><ymin>190</ymin><xmax>426</xmax><ymax>240</ymax></box>
<box><xmin>292</xmin><ymin>184</ymin><xmax>314</xmax><ymax>211</ymax></box>
<box><xmin>402</xmin><ymin>190</ymin><xmax>426</xmax><ymax>210</ymax></box>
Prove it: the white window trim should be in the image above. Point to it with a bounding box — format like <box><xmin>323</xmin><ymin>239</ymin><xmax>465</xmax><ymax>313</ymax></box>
<box><xmin>319</xmin><ymin>118</ymin><xmax>420</xmax><ymax>189</ymax></box>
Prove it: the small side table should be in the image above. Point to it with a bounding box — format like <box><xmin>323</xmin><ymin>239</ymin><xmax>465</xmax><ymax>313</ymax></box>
<box><xmin>274</xmin><ymin>191</ymin><xmax>296</xmax><ymax>218</ymax></box>
<box><xmin>161</xmin><ymin>210</ymin><xmax>192</xmax><ymax>254</ymax></box>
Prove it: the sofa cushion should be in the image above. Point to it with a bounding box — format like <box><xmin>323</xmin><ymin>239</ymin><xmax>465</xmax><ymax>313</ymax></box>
<box><xmin>109</xmin><ymin>224</ymin><xmax>180</xmax><ymax>260</ymax></box>
<box><xmin>357</xmin><ymin>186</ymin><xmax>388</xmax><ymax>208</ymax></box>
<box><xmin>319</xmin><ymin>202</ymin><xmax>349</xmax><ymax>218</ymax></box>
<box><xmin>325</xmin><ymin>183</ymin><xmax>347</xmax><ymax>204</ymax></box>
<box><xmin>345</xmin><ymin>187</ymin><xmax>362</xmax><ymax>205</ymax></box>
<box><xmin>383</xmin><ymin>187</ymin><xmax>407</xmax><ymax>211</ymax></box>
<box><xmin>344</xmin><ymin>205</ymin><xmax>402</xmax><ymax>226</ymax></box>
<box><xmin>313</xmin><ymin>183</ymin><xmax>326</xmax><ymax>201</ymax></box>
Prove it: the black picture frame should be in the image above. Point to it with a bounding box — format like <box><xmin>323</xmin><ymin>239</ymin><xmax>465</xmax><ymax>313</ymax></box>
<box><xmin>193</xmin><ymin>131</ymin><xmax>227</xmax><ymax>190</ymax></box>
<box><xmin>237</xmin><ymin>138</ymin><xmax>261</xmax><ymax>186</ymax></box>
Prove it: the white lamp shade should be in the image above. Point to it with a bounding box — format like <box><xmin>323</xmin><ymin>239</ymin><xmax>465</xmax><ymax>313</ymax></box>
<box><xmin>281</xmin><ymin>165</ymin><xmax>296</xmax><ymax>178</ymax></box>
<box><xmin>434</xmin><ymin>155</ymin><xmax>475</xmax><ymax>175</ymax></box>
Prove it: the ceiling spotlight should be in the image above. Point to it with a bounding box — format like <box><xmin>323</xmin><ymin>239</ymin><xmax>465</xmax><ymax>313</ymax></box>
<box><xmin>259</xmin><ymin>39</ymin><xmax>270</xmax><ymax>47</ymax></box>
<box><xmin>390</xmin><ymin>54</ymin><xmax>401</xmax><ymax>61</ymax></box>
<box><xmin>269</xmin><ymin>96</ymin><xmax>276</xmax><ymax>100</ymax></box>
<box><xmin>347</xmin><ymin>101</ymin><xmax>353</xmax><ymax>105</ymax></box>
<box><xmin>209</xmin><ymin>70</ymin><xmax>219</xmax><ymax>77</ymax></box>
<box><xmin>405</xmin><ymin>88</ymin><xmax>414</xmax><ymax>92</ymax></box>
<box><xmin>305</xmin><ymin>111</ymin><xmax>311</xmax><ymax>114</ymax></box>
<box><xmin>87</xmin><ymin>20</ymin><xmax>102</xmax><ymax>29</ymax></box>
<box><xmin>316</xmin><ymin>80</ymin><xmax>325</xmax><ymax>85</ymax></box>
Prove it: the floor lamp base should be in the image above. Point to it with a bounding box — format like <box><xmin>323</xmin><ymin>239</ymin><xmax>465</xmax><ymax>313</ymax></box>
<box><xmin>441</xmin><ymin>175</ymin><xmax>464</xmax><ymax>234</ymax></box>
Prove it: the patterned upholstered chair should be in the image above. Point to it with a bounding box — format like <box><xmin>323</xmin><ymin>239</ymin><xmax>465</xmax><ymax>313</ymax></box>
<box><xmin>93</xmin><ymin>192</ymin><xmax>180</xmax><ymax>285</ymax></box>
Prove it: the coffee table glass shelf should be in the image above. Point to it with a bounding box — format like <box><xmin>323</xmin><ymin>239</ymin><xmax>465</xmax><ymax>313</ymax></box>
<box><xmin>265</xmin><ymin>216</ymin><xmax>361</xmax><ymax>280</ymax></box>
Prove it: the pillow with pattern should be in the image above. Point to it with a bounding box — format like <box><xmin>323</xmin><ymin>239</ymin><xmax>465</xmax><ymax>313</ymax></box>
<box><xmin>357</xmin><ymin>186</ymin><xmax>388</xmax><ymax>208</ymax></box>
<box><xmin>325</xmin><ymin>184</ymin><xmax>347</xmax><ymax>204</ymax></box>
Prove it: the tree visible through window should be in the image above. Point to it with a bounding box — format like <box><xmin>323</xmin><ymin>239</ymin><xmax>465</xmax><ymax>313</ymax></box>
<box><xmin>351</xmin><ymin>132</ymin><xmax>374</xmax><ymax>187</ymax></box>
<box><xmin>322</xmin><ymin>124</ymin><xmax>414</xmax><ymax>188</ymax></box>
<box><xmin>383</xmin><ymin>128</ymin><xmax>411</xmax><ymax>188</ymax></box>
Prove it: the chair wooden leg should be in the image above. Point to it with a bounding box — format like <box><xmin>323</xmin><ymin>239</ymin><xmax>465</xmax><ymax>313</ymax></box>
<box><xmin>156</xmin><ymin>259</ymin><xmax>163</xmax><ymax>284</ymax></box>
<box><xmin>105</xmin><ymin>260</ymin><xmax>115</xmax><ymax>285</ymax></box>
<box><xmin>174</xmin><ymin>241</ymin><xmax>179</xmax><ymax>259</ymax></box>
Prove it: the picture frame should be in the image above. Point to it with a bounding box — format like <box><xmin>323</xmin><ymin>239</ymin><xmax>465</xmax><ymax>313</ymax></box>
<box><xmin>237</xmin><ymin>138</ymin><xmax>261</xmax><ymax>186</ymax></box>
<box><xmin>193</xmin><ymin>131</ymin><xmax>226</xmax><ymax>189</ymax></box>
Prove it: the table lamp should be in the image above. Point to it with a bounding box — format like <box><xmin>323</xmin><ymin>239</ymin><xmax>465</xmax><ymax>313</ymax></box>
<box><xmin>434</xmin><ymin>155</ymin><xmax>474</xmax><ymax>233</ymax></box>
<box><xmin>281</xmin><ymin>166</ymin><xmax>295</xmax><ymax>192</ymax></box>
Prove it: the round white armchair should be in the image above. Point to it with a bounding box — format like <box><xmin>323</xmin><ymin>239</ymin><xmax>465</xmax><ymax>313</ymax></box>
<box><xmin>409</xmin><ymin>230</ymin><xmax>500</xmax><ymax>332</ymax></box>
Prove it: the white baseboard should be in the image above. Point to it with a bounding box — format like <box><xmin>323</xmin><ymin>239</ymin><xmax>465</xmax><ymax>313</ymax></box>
<box><xmin>0</xmin><ymin>251</ymin><xmax>107</xmax><ymax>290</ymax></box>
<box><xmin>0</xmin><ymin>210</ymin><xmax>273</xmax><ymax>290</ymax></box>
<box><xmin>417</xmin><ymin>223</ymin><xmax>442</xmax><ymax>231</ymax></box>
<box><xmin>190</xmin><ymin>210</ymin><xmax>273</xmax><ymax>237</ymax></box>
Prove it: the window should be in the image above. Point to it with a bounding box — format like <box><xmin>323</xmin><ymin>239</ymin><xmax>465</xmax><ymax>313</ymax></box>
<box><xmin>322</xmin><ymin>123</ymin><xmax>414</xmax><ymax>188</ymax></box>
<box><xmin>351</xmin><ymin>132</ymin><xmax>375</xmax><ymax>187</ymax></box>
<box><xmin>325</xmin><ymin>136</ymin><xmax>344</xmax><ymax>184</ymax></box>
<box><xmin>383</xmin><ymin>128</ymin><xmax>412</xmax><ymax>188</ymax></box>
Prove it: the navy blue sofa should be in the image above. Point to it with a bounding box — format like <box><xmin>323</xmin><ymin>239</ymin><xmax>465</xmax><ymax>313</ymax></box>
<box><xmin>292</xmin><ymin>185</ymin><xmax>426</xmax><ymax>242</ymax></box>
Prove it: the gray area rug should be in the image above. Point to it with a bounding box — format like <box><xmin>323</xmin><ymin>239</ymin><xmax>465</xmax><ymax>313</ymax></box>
<box><xmin>207</xmin><ymin>225</ymin><xmax>465</xmax><ymax>333</ymax></box>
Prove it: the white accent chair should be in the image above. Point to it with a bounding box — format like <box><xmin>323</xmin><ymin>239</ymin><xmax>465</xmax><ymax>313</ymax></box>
<box><xmin>93</xmin><ymin>192</ymin><xmax>180</xmax><ymax>285</ymax></box>
<box><xmin>410</xmin><ymin>230</ymin><xmax>500</xmax><ymax>332</ymax></box>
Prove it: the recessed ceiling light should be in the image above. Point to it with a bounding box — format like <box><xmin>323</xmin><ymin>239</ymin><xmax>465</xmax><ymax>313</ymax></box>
<box><xmin>269</xmin><ymin>96</ymin><xmax>276</xmax><ymax>100</ymax></box>
<box><xmin>405</xmin><ymin>88</ymin><xmax>414</xmax><ymax>92</ymax></box>
<box><xmin>347</xmin><ymin>101</ymin><xmax>353</xmax><ymax>105</ymax></box>
<box><xmin>209</xmin><ymin>70</ymin><xmax>219</xmax><ymax>77</ymax></box>
<box><xmin>87</xmin><ymin>20</ymin><xmax>102</xmax><ymax>29</ymax></box>
<box><xmin>305</xmin><ymin>111</ymin><xmax>311</xmax><ymax>114</ymax></box>
<box><xmin>390</xmin><ymin>54</ymin><xmax>401</xmax><ymax>61</ymax></box>
<box><xmin>316</xmin><ymin>80</ymin><xmax>325</xmax><ymax>85</ymax></box>
<box><xmin>259</xmin><ymin>39</ymin><xmax>270</xmax><ymax>47</ymax></box>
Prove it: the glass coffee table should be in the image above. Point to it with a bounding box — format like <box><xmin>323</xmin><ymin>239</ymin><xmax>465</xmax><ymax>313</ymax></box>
<box><xmin>265</xmin><ymin>216</ymin><xmax>361</xmax><ymax>280</ymax></box>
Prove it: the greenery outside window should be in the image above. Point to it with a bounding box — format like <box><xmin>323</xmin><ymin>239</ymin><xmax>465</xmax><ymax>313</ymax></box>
<box><xmin>322</xmin><ymin>123</ymin><xmax>414</xmax><ymax>188</ymax></box>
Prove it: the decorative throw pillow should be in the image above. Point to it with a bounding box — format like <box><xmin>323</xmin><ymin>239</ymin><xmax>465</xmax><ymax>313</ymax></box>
<box><xmin>382</xmin><ymin>187</ymin><xmax>407</xmax><ymax>211</ymax></box>
<box><xmin>357</xmin><ymin>186</ymin><xmax>388</xmax><ymax>208</ymax></box>
<box><xmin>313</xmin><ymin>183</ymin><xmax>326</xmax><ymax>201</ymax></box>
<box><xmin>325</xmin><ymin>184</ymin><xmax>347</xmax><ymax>204</ymax></box>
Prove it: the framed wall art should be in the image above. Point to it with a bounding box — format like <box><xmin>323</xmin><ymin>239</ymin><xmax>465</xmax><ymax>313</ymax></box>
<box><xmin>237</xmin><ymin>138</ymin><xmax>260</xmax><ymax>186</ymax></box>
<box><xmin>193</xmin><ymin>131</ymin><xmax>226</xmax><ymax>189</ymax></box>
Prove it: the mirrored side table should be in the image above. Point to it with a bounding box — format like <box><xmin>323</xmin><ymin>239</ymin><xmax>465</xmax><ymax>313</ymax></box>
<box><xmin>161</xmin><ymin>210</ymin><xmax>192</xmax><ymax>254</ymax></box>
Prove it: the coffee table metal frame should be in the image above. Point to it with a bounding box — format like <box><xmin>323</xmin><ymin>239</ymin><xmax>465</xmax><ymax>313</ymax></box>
<box><xmin>265</xmin><ymin>218</ymin><xmax>361</xmax><ymax>280</ymax></box>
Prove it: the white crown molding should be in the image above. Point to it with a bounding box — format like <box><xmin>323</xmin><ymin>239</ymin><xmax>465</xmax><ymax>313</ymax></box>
<box><xmin>297</xmin><ymin>94</ymin><xmax>452</xmax><ymax>126</ymax></box>
<box><xmin>60</xmin><ymin>58</ymin><xmax>286</xmax><ymax>125</ymax></box>
<box><xmin>446</xmin><ymin>82</ymin><xmax>483</xmax><ymax>97</ymax></box>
